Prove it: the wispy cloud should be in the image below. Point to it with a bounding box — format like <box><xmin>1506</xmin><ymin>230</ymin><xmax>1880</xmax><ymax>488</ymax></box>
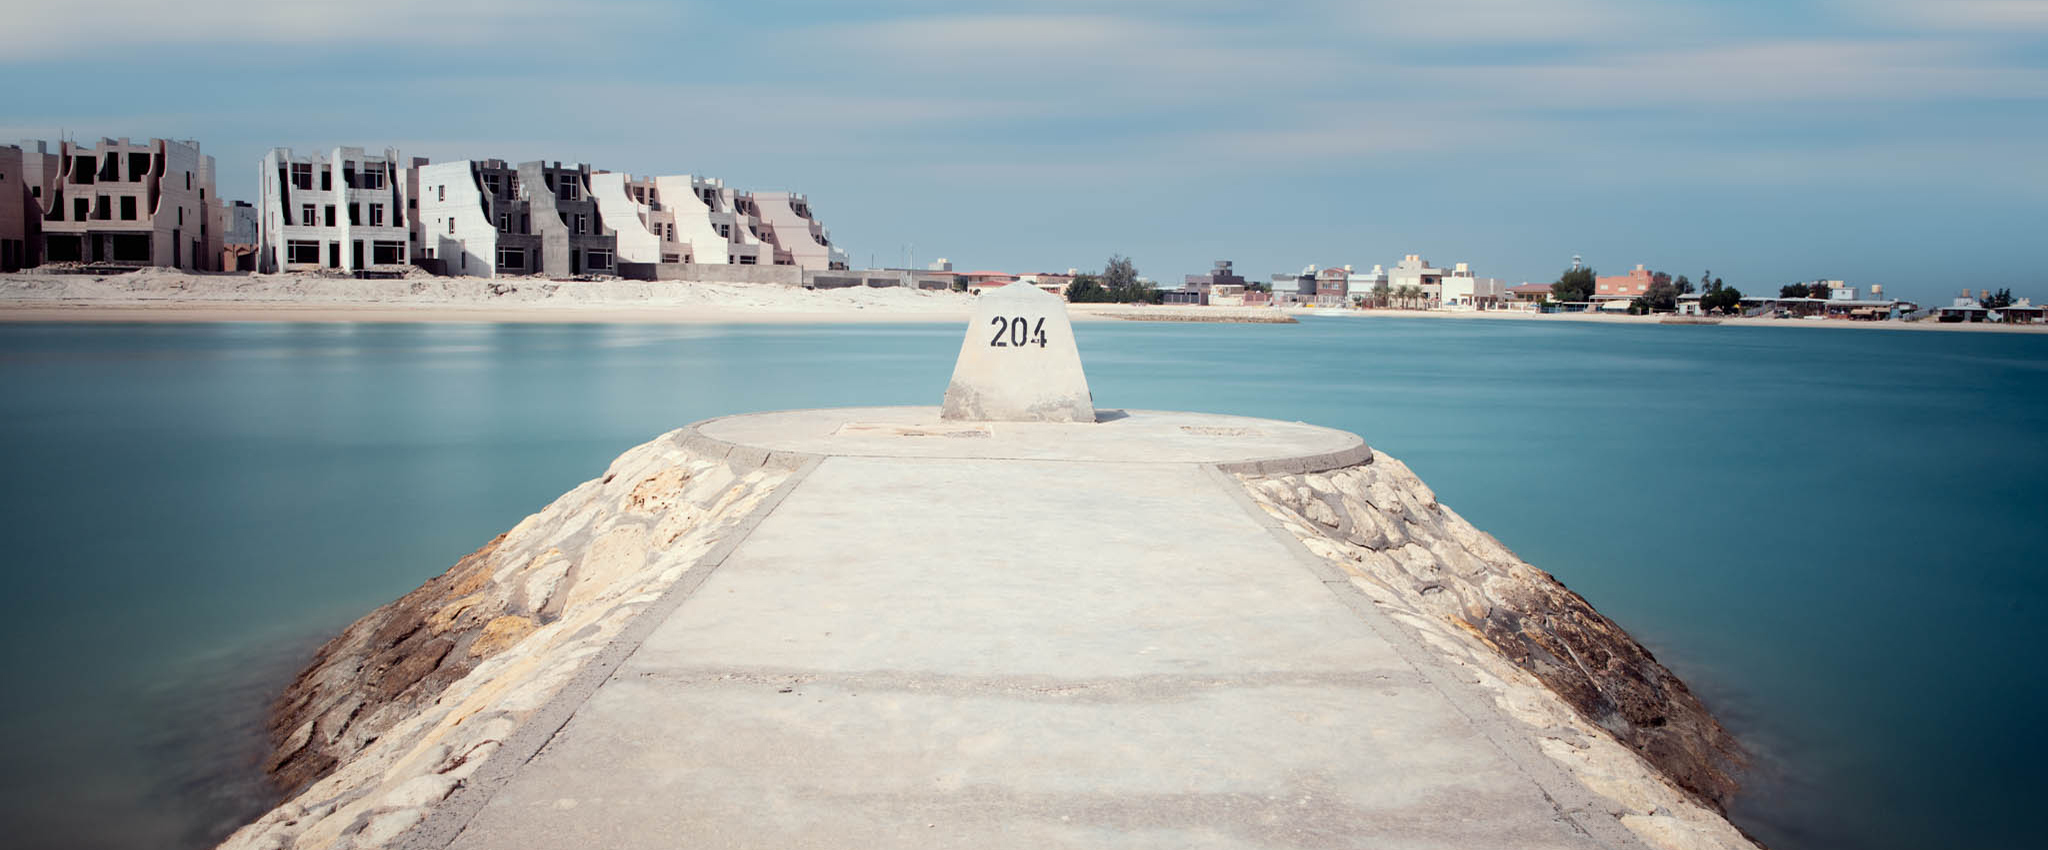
<box><xmin>1430</xmin><ymin>39</ymin><xmax>2048</xmax><ymax>106</ymax></box>
<box><xmin>0</xmin><ymin>0</ymin><xmax>653</xmax><ymax>61</ymax></box>
<box><xmin>1847</xmin><ymin>0</ymin><xmax>2048</xmax><ymax>31</ymax></box>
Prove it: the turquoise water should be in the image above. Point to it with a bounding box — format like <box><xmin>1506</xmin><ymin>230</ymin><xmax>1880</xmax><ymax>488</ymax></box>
<box><xmin>0</xmin><ymin>318</ymin><xmax>2043</xmax><ymax>849</ymax></box>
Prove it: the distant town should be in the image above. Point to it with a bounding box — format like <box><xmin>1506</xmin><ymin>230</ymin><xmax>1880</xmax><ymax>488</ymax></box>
<box><xmin>0</xmin><ymin>136</ymin><xmax>2034</xmax><ymax>327</ymax></box>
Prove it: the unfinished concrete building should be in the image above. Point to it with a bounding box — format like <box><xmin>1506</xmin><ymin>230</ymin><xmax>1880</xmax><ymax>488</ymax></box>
<box><xmin>18</xmin><ymin>138</ymin><xmax>219</xmax><ymax>270</ymax></box>
<box><xmin>257</xmin><ymin>147</ymin><xmax>423</xmax><ymax>274</ymax></box>
<box><xmin>753</xmin><ymin>191</ymin><xmax>848</xmax><ymax>270</ymax></box>
<box><xmin>216</xmin><ymin>199</ymin><xmax>258</xmax><ymax>271</ymax></box>
<box><xmin>415</xmin><ymin>160</ymin><xmax>616</xmax><ymax>278</ymax></box>
<box><xmin>589</xmin><ymin>172</ymin><xmax>849</xmax><ymax>271</ymax></box>
<box><xmin>0</xmin><ymin>145</ymin><xmax>29</xmax><ymax>271</ymax></box>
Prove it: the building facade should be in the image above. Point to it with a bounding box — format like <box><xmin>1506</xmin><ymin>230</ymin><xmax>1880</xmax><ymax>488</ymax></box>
<box><xmin>258</xmin><ymin>147</ymin><xmax>422</xmax><ymax>273</ymax></box>
<box><xmin>590</xmin><ymin>173</ymin><xmax>845</xmax><ymax>270</ymax></box>
<box><xmin>1440</xmin><ymin>262</ymin><xmax>1506</xmax><ymax>309</ymax></box>
<box><xmin>0</xmin><ymin>145</ymin><xmax>28</xmax><ymax>271</ymax></box>
<box><xmin>1314</xmin><ymin>266</ymin><xmax>1351</xmax><ymax>307</ymax></box>
<box><xmin>752</xmin><ymin>191</ymin><xmax>848</xmax><ymax>270</ymax></box>
<box><xmin>19</xmin><ymin>138</ymin><xmax>218</xmax><ymax>270</ymax></box>
<box><xmin>1389</xmin><ymin>254</ymin><xmax>1445</xmax><ymax>306</ymax></box>
<box><xmin>415</xmin><ymin>160</ymin><xmax>617</xmax><ymax>278</ymax></box>
<box><xmin>1178</xmin><ymin>260</ymin><xmax>1247</xmax><ymax>305</ymax></box>
<box><xmin>1595</xmin><ymin>264</ymin><xmax>1654</xmax><ymax>300</ymax></box>
<box><xmin>216</xmin><ymin>199</ymin><xmax>258</xmax><ymax>271</ymax></box>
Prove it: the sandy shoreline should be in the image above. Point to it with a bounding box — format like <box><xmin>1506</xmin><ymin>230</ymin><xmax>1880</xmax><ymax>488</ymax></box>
<box><xmin>1297</xmin><ymin>306</ymin><xmax>2048</xmax><ymax>333</ymax></box>
<box><xmin>2</xmin><ymin>271</ymin><xmax>2038</xmax><ymax>332</ymax></box>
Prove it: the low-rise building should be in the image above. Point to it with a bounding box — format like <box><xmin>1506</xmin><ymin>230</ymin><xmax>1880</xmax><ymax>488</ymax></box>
<box><xmin>414</xmin><ymin>160</ymin><xmax>617</xmax><ymax>278</ymax></box>
<box><xmin>1389</xmin><ymin>254</ymin><xmax>1445</xmax><ymax>306</ymax></box>
<box><xmin>1508</xmin><ymin>282</ymin><xmax>1553</xmax><ymax>303</ymax></box>
<box><xmin>1440</xmin><ymin>262</ymin><xmax>1505</xmax><ymax>309</ymax></box>
<box><xmin>216</xmin><ymin>200</ymin><xmax>258</xmax><ymax>271</ymax></box>
<box><xmin>591</xmin><ymin>173</ymin><xmax>846</xmax><ymax>271</ymax></box>
<box><xmin>0</xmin><ymin>144</ymin><xmax>29</xmax><ymax>271</ymax></box>
<box><xmin>1313</xmin><ymin>266</ymin><xmax>1351</xmax><ymax>307</ymax></box>
<box><xmin>753</xmin><ymin>191</ymin><xmax>848</xmax><ymax>271</ymax></box>
<box><xmin>20</xmin><ymin>137</ymin><xmax>218</xmax><ymax>270</ymax></box>
<box><xmin>1994</xmin><ymin>298</ymin><xmax>2044</xmax><ymax>324</ymax></box>
<box><xmin>1270</xmin><ymin>270</ymin><xmax>1313</xmax><ymax>304</ymax></box>
<box><xmin>1595</xmin><ymin>263</ymin><xmax>1654</xmax><ymax>300</ymax></box>
<box><xmin>1177</xmin><ymin>260</ymin><xmax>1246</xmax><ymax>305</ymax></box>
<box><xmin>959</xmin><ymin>270</ymin><xmax>1017</xmax><ymax>292</ymax></box>
<box><xmin>1347</xmin><ymin>265</ymin><xmax>1388</xmax><ymax>306</ymax></box>
<box><xmin>258</xmin><ymin>146</ymin><xmax>422</xmax><ymax>274</ymax></box>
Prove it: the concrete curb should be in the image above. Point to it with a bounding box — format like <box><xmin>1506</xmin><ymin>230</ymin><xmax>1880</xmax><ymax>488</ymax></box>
<box><xmin>1210</xmin><ymin>437</ymin><xmax>1373</xmax><ymax>476</ymax></box>
<box><xmin>691</xmin><ymin>406</ymin><xmax>1373</xmax><ymax>474</ymax></box>
<box><xmin>1201</xmin><ymin>463</ymin><xmax>1653</xmax><ymax>850</ymax></box>
<box><xmin>397</xmin><ymin>450</ymin><xmax>825</xmax><ymax>850</ymax></box>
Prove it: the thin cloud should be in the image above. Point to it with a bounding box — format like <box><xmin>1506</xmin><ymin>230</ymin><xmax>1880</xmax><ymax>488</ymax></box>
<box><xmin>0</xmin><ymin>0</ymin><xmax>643</xmax><ymax>60</ymax></box>
<box><xmin>1846</xmin><ymin>0</ymin><xmax>2048</xmax><ymax>31</ymax></box>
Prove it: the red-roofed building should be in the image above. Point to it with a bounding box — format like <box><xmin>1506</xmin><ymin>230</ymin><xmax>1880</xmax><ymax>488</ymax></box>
<box><xmin>959</xmin><ymin>270</ymin><xmax>1016</xmax><ymax>292</ymax></box>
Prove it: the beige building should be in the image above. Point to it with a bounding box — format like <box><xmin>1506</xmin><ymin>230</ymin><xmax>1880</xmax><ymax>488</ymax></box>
<box><xmin>591</xmin><ymin>172</ymin><xmax>849</xmax><ymax>271</ymax></box>
<box><xmin>0</xmin><ymin>145</ymin><xmax>29</xmax><ymax>271</ymax></box>
<box><xmin>19</xmin><ymin>138</ymin><xmax>219</xmax><ymax>270</ymax></box>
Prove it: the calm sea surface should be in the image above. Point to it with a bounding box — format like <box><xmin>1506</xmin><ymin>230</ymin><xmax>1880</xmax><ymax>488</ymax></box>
<box><xmin>0</xmin><ymin>318</ymin><xmax>2043</xmax><ymax>849</ymax></box>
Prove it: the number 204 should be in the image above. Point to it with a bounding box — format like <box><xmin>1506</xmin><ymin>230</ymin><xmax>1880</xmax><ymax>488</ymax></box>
<box><xmin>989</xmin><ymin>316</ymin><xmax>1049</xmax><ymax>348</ymax></box>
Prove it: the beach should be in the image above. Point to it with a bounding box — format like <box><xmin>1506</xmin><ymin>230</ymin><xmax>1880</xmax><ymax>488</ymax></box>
<box><xmin>0</xmin><ymin>271</ymin><xmax>1268</xmax><ymax>325</ymax></box>
<box><xmin>7</xmin><ymin>271</ymin><xmax>2034</xmax><ymax>331</ymax></box>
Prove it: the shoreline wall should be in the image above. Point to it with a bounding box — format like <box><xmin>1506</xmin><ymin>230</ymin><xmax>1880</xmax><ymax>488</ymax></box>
<box><xmin>1236</xmin><ymin>452</ymin><xmax>1758</xmax><ymax>850</ymax></box>
<box><xmin>218</xmin><ymin>431</ymin><xmax>800</xmax><ymax>850</ymax></box>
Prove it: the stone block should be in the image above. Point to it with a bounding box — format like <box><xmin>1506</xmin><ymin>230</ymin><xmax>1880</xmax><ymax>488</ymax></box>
<box><xmin>940</xmin><ymin>283</ymin><xmax>1095</xmax><ymax>422</ymax></box>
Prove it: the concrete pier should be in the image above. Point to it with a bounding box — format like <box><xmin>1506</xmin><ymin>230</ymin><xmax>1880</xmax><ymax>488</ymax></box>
<box><xmin>409</xmin><ymin>407</ymin><xmax>1650</xmax><ymax>849</ymax></box>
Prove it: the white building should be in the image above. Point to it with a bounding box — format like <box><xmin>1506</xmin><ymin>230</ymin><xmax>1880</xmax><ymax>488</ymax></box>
<box><xmin>590</xmin><ymin>172</ymin><xmax>850</xmax><ymax>271</ymax></box>
<box><xmin>1440</xmin><ymin>262</ymin><xmax>1507</xmax><ymax>309</ymax></box>
<box><xmin>1388</xmin><ymin>254</ymin><xmax>1446</xmax><ymax>306</ymax></box>
<box><xmin>1348</xmin><ymin>264</ymin><xmax>1389</xmax><ymax>304</ymax></box>
<box><xmin>414</xmin><ymin>159</ymin><xmax>617</xmax><ymax>279</ymax></box>
<box><xmin>21</xmin><ymin>137</ymin><xmax>219</xmax><ymax>270</ymax></box>
<box><xmin>257</xmin><ymin>147</ymin><xmax>420</xmax><ymax>273</ymax></box>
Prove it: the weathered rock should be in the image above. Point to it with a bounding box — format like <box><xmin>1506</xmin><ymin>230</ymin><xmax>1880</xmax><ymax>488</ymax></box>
<box><xmin>1237</xmin><ymin>453</ymin><xmax>1746</xmax><ymax>815</ymax></box>
<box><xmin>223</xmin><ymin>430</ymin><xmax>796</xmax><ymax>850</ymax></box>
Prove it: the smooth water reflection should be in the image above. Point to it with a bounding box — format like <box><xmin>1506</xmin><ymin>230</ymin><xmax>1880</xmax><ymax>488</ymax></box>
<box><xmin>0</xmin><ymin>318</ymin><xmax>2043</xmax><ymax>850</ymax></box>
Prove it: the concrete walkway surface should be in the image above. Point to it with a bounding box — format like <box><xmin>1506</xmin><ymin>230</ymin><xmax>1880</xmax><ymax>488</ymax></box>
<box><xmin>425</xmin><ymin>408</ymin><xmax>1644</xmax><ymax>849</ymax></box>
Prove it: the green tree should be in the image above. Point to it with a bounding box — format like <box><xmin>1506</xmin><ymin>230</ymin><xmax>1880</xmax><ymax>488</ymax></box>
<box><xmin>1703</xmin><ymin>285</ymin><xmax>1745</xmax><ymax>314</ymax></box>
<box><xmin>1980</xmin><ymin>288</ymin><xmax>2015</xmax><ymax>309</ymax></box>
<box><xmin>1372</xmin><ymin>281</ymin><xmax>1391</xmax><ymax>308</ymax></box>
<box><xmin>1806</xmin><ymin>281</ymin><xmax>1829</xmax><ymax>298</ymax></box>
<box><xmin>1780</xmin><ymin>283</ymin><xmax>1809</xmax><ymax>298</ymax></box>
<box><xmin>1553</xmin><ymin>266</ymin><xmax>1596</xmax><ymax>302</ymax></box>
<box><xmin>1064</xmin><ymin>274</ymin><xmax>1108</xmax><ymax>303</ymax></box>
<box><xmin>1674</xmin><ymin>274</ymin><xmax>1694</xmax><ymax>294</ymax></box>
<box><xmin>1651</xmin><ymin>271</ymin><xmax>1672</xmax><ymax>289</ymax></box>
<box><xmin>1102</xmin><ymin>255</ymin><xmax>1148</xmax><ymax>303</ymax></box>
<box><xmin>1642</xmin><ymin>280</ymin><xmax>1679</xmax><ymax>312</ymax></box>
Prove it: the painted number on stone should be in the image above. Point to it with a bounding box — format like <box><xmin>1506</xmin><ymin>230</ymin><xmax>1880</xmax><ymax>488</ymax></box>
<box><xmin>988</xmin><ymin>316</ymin><xmax>1049</xmax><ymax>349</ymax></box>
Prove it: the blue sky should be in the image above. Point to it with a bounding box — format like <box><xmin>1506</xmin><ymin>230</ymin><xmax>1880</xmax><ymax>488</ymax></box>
<box><xmin>4</xmin><ymin>0</ymin><xmax>2043</xmax><ymax>300</ymax></box>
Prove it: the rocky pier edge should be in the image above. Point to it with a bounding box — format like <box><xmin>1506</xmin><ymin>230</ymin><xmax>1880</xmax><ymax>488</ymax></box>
<box><xmin>219</xmin><ymin>423</ymin><xmax>1759</xmax><ymax>850</ymax></box>
<box><xmin>217</xmin><ymin>431</ymin><xmax>803</xmax><ymax>850</ymax></box>
<box><xmin>1234</xmin><ymin>452</ymin><xmax>1756</xmax><ymax>849</ymax></box>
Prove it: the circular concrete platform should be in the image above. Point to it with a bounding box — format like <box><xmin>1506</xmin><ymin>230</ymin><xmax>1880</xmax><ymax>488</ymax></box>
<box><xmin>686</xmin><ymin>406</ymin><xmax>1370</xmax><ymax>474</ymax></box>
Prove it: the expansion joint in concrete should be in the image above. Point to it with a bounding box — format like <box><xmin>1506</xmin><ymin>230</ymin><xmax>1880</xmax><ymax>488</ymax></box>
<box><xmin>1198</xmin><ymin>464</ymin><xmax>1652</xmax><ymax>850</ymax></box>
<box><xmin>395</xmin><ymin>453</ymin><xmax>825</xmax><ymax>850</ymax></box>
